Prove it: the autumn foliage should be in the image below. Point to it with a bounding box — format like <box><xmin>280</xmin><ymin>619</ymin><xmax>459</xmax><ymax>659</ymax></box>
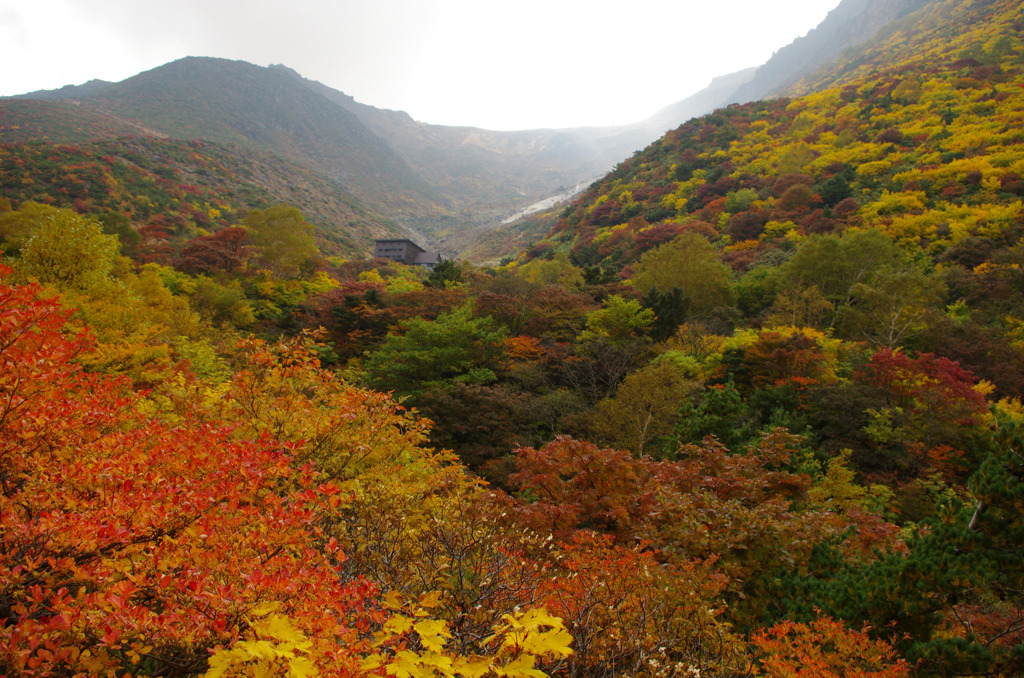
<box><xmin>4</xmin><ymin>0</ymin><xmax>1024</xmax><ymax>675</ymax></box>
<box><xmin>0</xmin><ymin>274</ymin><xmax>380</xmax><ymax>676</ymax></box>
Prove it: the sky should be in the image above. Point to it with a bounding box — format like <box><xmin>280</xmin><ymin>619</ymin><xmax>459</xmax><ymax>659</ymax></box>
<box><xmin>0</xmin><ymin>0</ymin><xmax>843</xmax><ymax>131</ymax></box>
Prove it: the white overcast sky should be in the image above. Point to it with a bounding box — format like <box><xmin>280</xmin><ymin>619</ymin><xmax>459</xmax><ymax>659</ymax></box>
<box><xmin>0</xmin><ymin>0</ymin><xmax>842</xmax><ymax>130</ymax></box>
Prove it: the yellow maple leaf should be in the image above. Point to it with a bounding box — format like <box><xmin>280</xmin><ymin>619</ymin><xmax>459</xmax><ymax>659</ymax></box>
<box><xmin>418</xmin><ymin>591</ymin><xmax>443</xmax><ymax>609</ymax></box>
<box><xmin>414</xmin><ymin>618</ymin><xmax>452</xmax><ymax>653</ymax></box>
<box><xmin>453</xmin><ymin>657</ymin><xmax>492</xmax><ymax>678</ymax></box>
<box><xmin>384</xmin><ymin>590</ymin><xmax>406</xmax><ymax>610</ymax></box>
<box><xmin>384</xmin><ymin>614</ymin><xmax>414</xmax><ymax>636</ymax></box>
<box><xmin>494</xmin><ymin>654</ymin><xmax>546</xmax><ymax>678</ymax></box>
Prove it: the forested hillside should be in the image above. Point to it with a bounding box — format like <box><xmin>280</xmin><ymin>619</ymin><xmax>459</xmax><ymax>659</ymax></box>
<box><xmin>0</xmin><ymin>136</ymin><xmax>398</xmax><ymax>257</ymax></box>
<box><xmin>1</xmin><ymin>0</ymin><xmax>1023</xmax><ymax>676</ymax></box>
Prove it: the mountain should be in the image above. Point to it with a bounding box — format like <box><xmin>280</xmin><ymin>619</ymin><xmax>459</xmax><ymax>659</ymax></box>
<box><xmin>636</xmin><ymin>69</ymin><xmax>758</xmax><ymax>139</ymax></box>
<box><xmin>290</xmin><ymin>66</ymin><xmax>628</xmax><ymax>211</ymax></box>
<box><xmin>624</xmin><ymin>0</ymin><xmax>939</xmax><ymax>138</ymax></box>
<box><xmin>529</xmin><ymin>0</ymin><xmax>1024</xmax><ymax>271</ymax></box>
<box><xmin>0</xmin><ymin>0</ymin><xmax>952</xmax><ymax>259</ymax></box>
<box><xmin>64</xmin><ymin>58</ymin><xmax>444</xmax><ymax>219</ymax></box>
<box><xmin>16</xmin><ymin>78</ymin><xmax>115</xmax><ymax>100</ymax></box>
<box><xmin>5</xmin><ymin>57</ymin><xmax>635</xmax><ymax>249</ymax></box>
<box><xmin>444</xmin><ymin>0</ymin><xmax>947</xmax><ymax>260</ymax></box>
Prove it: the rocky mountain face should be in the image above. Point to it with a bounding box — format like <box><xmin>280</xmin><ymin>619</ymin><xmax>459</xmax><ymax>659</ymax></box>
<box><xmin>635</xmin><ymin>0</ymin><xmax>938</xmax><ymax>133</ymax></box>
<box><xmin>293</xmin><ymin>67</ymin><xmax>629</xmax><ymax>211</ymax></box>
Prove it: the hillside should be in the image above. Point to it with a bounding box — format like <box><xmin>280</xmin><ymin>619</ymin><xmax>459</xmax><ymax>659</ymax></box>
<box><xmin>517</xmin><ymin>0</ymin><xmax>1024</xmax><ymax>400</ymax></box>
<box><xmin>0</xmin><ymin>136</ymin><xmax>400</xmax><ymax>256</ymax></box>
<box><xmin>537</xmin><ymin>0</ymin><xmax>1024</xmax><ymax>269</ymax></box>
<box><xmin>465</xmin><ymin>0</ymin><xmax>948</xmax><ymax>260</ymax></box>
<box><xmin>729</xmin><ymin>0</ymin><xmax>935</xmax><ymax>103</ymax></box>
<box><xmin>0</xmin><ymin>98</ymin><xmax>156</xmax><ymax>143</ymax></box>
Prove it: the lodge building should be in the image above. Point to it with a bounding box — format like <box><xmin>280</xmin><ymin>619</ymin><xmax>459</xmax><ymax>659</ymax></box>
<box><xmin>373</xmin><ymin>239</ymin><xmax>443</xmax><ymax>269</ymax></box>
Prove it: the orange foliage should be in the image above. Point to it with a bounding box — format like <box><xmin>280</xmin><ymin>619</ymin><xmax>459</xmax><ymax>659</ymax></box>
<box><xmin>752</xmin><ymin>616</ymin><xmax>911</xmax><ymax>678</ymax></box>
<box><xmin>0</xmin><ymin>276</ymin><xmax>378</xmax><ymax>676</ymax></box>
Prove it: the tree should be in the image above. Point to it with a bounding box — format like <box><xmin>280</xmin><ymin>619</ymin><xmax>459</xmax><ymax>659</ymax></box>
<box><xmin>417</xmin><ymin>381</ymin><xmax>542</xmax><ymax>473</ymax></box>
<box><xmin>364</xmin><ymin>304</ymin><xmax>508</xmax><ymax>399</ymax></box>
<box><xmin>16</xmin><ymin>208</ymin><xmax>119</xmax><ymax>290</ymax></box>
<box><xmin>0</xmin><ymin>201</ymin><xmax>62</xmax><ymax>253</ymax></box>
<box><xmin>509</xmin><ymin>432</ymin><xmax>898</xmax><ymax>629</ymax></box>
<box><xmin>587</xmin><ymin>360</ymin><xmax>695</xmax><ymax>455</ymax></box>
<box><xmin>0</xmin><ymin>276</ymin><xmax>572</xmax><ymax>678</ymax></box>
<box><xmin>642</xmin><ymin>286</ymin><xmax>691</xmax><ymax>342</ymax></box>
<box><xmin>536</xmin><ymin>532</ymin><xmax>745</xmax><ymax>678</ymax></box>
<box><xmin>216</xmin><ymin>331</ymin><xmax>437</xmax><ymax>484</ymax></box>
<box><xmin>561</xmin><ymin>336</ymin><xmax>653</xmax><ymax>403</ymax></box>
<box><xmin>673</xmin><ymin>380</ymin><xmax>757</xmax><ymax>449</ymax></box>
<box><xmin>425</xmin><ymin>257</ymin><xmax>462</xmax><ymax>289</ymax></box>
<box><xmin>243</xmin><ymin>204</ymin><xmax>318</xmax><ymax>278</ymax></box>
<box><xmin>857</xmin><ymin>349</ymin><xmax>989</xmax><ymax>479</ymax></box>
<box><xmin>765</xmin><ymin>284</ymin><xmax>833</xmax><ymax>330</ymax></box>
<box><xmin>630</xmin><ymin>233</ymin><xmax>734</xmax><ymax>315</ymax></box>
<box><xmin>779</xmin><ymin>230</ymin><xmax>903</xmax><ymax>328</ymax></box>
<box><xmin>839</xmin><ymin>267</ymin><xmax>946</xmax><ymax>349</ymax></box>
<box><xmin>212</xmin><ymin>333</ymin><xmax>573</xmax><ymax>665</ymax></box>
<box><xmin>579</xmin><ymin>295</ymin><xmax>655</xmax><ymax>343</ymax></box>
<box><xmin>752</xmin><ymin>616</ymin><xmax>910</xmax><ymax>678</ymax></box>
<box><xmin>190</xmin><ymin>276</ymin><xmax>255</xmax><ymax>328</ymax></box>
<box><xmin>0</xmin><ymin>276</ymin><xmax>377</xmax><ymax>677</ymax></box>
<box><xmin>177</xmin><ymin>227</ymin><xmax>250</xmax><ymax>274</ymax></box>
<box><xmin>509</xmin><ymin>437</ymin><xmax>648</xmax><ymax>540</ymax></box>
<box><xmin>516</xmin><ymin>251</ymin><xmax>584</xmax><ymax>287</ymax></box>
<box><xmin>775</xmin><ymin>414</ymin><xmax>1024</xmax><ymax>676</ymax></box>
<box><xmin>97</xmin><ymin>211</ymin><xmax>141</xmax><ymax>254</ymax></box>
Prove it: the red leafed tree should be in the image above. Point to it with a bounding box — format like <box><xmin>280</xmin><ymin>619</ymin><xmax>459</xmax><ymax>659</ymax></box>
<box><xmin>177</xmin><ymin>226</ymin><xmax>251</xmax><ymax>274</ymax></box>
<box><xmin>858</xmin><ymin>349</ymin><xmax>990</xmax><ymax>478</ymax></box>
<box><xmin>510</xmin><ymin>433</ymin><xmax>902</xmax><ymax>627</ymax></box>
<box><xmin>535</xmin><ymin>532</ymin><xmax>745</xmax><ymax>678</ymax></box>
<box><xmin>509</xmin><ymin>437</ymin><xmax>648</xmax><ymax>540</ymax></box>
<box><xmin>861</xmin><ymin>350</ymin><xmax>987</xmax><ymax>420</ymax></box>
<box><xmin>0</xmin><ymin>273</ymin><xmax>377</xmax><ymax>676</ymax></box>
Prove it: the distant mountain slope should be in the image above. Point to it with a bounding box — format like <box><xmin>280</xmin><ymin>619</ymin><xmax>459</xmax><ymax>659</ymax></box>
<box><xmin>16</xmin><ymin>78</ymin><xmax>115</xmax><ymax>100</ymax></box>
<box><xmin>637</xmin><ymin>69</ymin><xmax>758</xmax><ymax>138</ymax></box>
<box><xmin>785</xmin><ymin>0</ymin><xmax>1022</xmax><ymax>93</ymax></box>
<box><xmin>0</xmin><ymin>98</ymin><xmax>155</xmax><ymax>143</ymax></box>
<box><xmin>282</xmin><ymin>66</ymin><xmax>636</xmax><ymax>212</ymax></box>
<box><xmin>8</xmin><ymin>58</ymin><xmax>630</xmax><ymax>242</ymax></box>
<box><xmin>531</xmin><ymin>0</ymin><xmax>1024</xmax><ymax>271</ymax></box>
<box><xmin>74</xmin><ymin>57</ymin><xmax>445</xmax><ymax>220</ymax></box>
<box><xmin>730</xmin><ymin>0</ymin><xmax>936</xmax><ymax>104</ymax></box>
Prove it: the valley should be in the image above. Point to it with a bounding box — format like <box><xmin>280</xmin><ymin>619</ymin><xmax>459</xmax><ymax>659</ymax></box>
<box><xmin>1</xmin><ymin>0</ymin><xmax>1023</xmax><ymax>676</ymax></box>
